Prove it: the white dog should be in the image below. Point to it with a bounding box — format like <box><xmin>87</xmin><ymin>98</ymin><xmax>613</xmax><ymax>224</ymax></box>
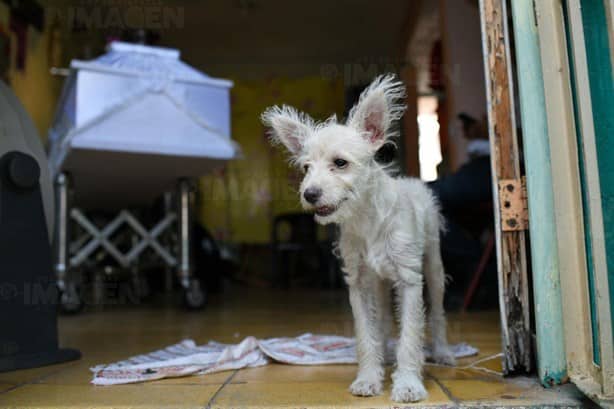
<box><xmin>262</xmin><ymin>74</ymin><xmax>455</xmax><ymax>402</ymax></box>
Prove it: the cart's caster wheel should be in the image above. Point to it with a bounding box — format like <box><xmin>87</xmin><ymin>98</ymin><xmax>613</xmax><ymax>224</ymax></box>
<box><xmin>59</xmin><ymin>282</ymin><xmax>83</xmax><ymax>314</ymax></box>
<box><xmin>184</xmin><ymin>281</ymin><xmax>206</xmax><ymax>310</ymax></box>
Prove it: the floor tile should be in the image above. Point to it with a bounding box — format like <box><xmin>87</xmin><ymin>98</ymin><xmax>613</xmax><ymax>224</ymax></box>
<box><xmin>440</xmin><ymin>377</ymin><xmax>585</xmax><ymax>406</ymax></box>
<box><xmin>233</xmin><ymin>363</ymin><xmax>358</xmax><ymax>384</ymax></box>
<box><xmin>0</xmin><ymin>361</ymin><xmax>77</xmax><ymax>384</ymax></box>
<box><xmin>212</xmin><ymin>379</ymin><xmax>451</xmax><ymax>408</ymax></box>
<box><xmin>0</xmin><ymin>383</ymin><xmax>220</xmax><ymax>409</ymax></box>
<box><xmin>0</xmin><ymin>288</ymin><xmax>589</xmax><ymax>408</ymax></box>
<box><xmin>440</xmin><ymin>378</ymin><xmax>525</xmax><ymax>402</ymax></box>
<box><xmin>425</xmin><ymin>365</ymin><xmax>500</xmax><ymax>382</ymax></box>
<box><xmin>0</xmin><ymin>382</ymin><xmax>16</xmax><ymax>393</ymax></box>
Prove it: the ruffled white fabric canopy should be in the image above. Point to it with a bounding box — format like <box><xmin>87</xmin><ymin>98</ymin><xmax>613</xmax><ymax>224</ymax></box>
<box><xmin>49</xmin><ymin>42</ymin><xmax>238</xmax><ymax>209</ymax></box>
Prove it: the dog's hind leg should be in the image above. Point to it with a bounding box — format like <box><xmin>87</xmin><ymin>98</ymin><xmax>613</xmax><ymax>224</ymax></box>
<box><xmin>424</xmin><ymin>239</ymin><xmax>456</xmax><ymax>366</ymax></box>
<box><xmin>348</xmin><ymin>272</ymin><xmax>385</xmax><ymax>397</ymax></box>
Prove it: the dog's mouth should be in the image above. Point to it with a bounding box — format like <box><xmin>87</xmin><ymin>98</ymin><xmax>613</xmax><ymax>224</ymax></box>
<box><xmin>313</xmin><ymin>198</ymin><xmax>348</xmax><ymax>217</ymax></box>
<box><xmin>315</xmin><ymin>205</ymin><xmax>337</xmax><ymax>217</ymax></box>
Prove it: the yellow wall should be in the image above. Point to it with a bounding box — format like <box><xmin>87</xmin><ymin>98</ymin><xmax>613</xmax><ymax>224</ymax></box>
<box><xmin>1</xmin><ymin>2</ymin><xmax>64</xmax><ymax>143</ymax></box>
<box><xmin>199</xmin><ymin>77</ymin><xmax>344</xmax><ymax>244</ymax></box>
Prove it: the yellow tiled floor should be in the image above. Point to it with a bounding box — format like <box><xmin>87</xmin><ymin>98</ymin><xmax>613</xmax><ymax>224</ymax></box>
<box><xmin>0</xmin><ymin>287</ymin><xmax>589</xmax><ymax>408</ymax></box>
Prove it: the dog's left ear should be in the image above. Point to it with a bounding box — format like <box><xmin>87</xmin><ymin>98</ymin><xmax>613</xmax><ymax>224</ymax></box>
<box><xmin>347</xmin><ymin>74</ymin><xmax>406</xmax><ymax>148</ymax></box>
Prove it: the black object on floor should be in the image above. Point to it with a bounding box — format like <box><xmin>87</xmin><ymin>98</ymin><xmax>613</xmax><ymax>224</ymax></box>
<box><xmin>0</xmin><ymin>153</ymin><xmax>81</xmax><ymax>372</ymax></box>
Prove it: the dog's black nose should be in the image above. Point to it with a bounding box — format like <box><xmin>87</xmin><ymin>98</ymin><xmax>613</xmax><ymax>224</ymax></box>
<box><xmin>303</xmin><ymin>187</ymin><xmax>322</xmax><ymax>204</ymax></box>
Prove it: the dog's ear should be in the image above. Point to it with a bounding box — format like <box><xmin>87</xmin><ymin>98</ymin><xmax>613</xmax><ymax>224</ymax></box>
<box><xmin>347</xmin><ymin>74</ymin><xmax>406</xmax><ymax>148</ymax></box>
<box><xmin>261</xmin><ymin>105</ymin><xmax>313</xmax><ymax>156</ymax></box>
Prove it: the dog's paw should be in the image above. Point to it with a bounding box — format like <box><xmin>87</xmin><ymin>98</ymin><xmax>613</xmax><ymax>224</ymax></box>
<box><xmin>391</xmin><ymin>372</ymin><xmax>428</xmax><ymax>402</ymax></box>
<box><xmin>349</xmin><ymin>376</ymin><xmax>383</xmax><ymax>397</ymax></box>
<box><xmin>432</xmin><ymin>345</ymin><xmax>456</xmax><ymax>366</ymax></box>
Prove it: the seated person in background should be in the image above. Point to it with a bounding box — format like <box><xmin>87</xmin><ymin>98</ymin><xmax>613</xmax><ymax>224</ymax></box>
<box><xmin>431</xmin><ymin>113</ymin><xmax>491</xmax><ymax>212</ymax></box>
<box><xmin>429</xmin><ymin>113</ymin><xmax>496</xmax><ymax>309</ymax></box>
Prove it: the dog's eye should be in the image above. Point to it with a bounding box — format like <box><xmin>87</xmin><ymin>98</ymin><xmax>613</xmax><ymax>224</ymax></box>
<box><xmin>303</xmin><ymin>164</ymin><xmax>310</xmax><ymax>173</ymax></box>
<box><xmin>333</xmin><ymin>158</ymin><xmax>348</xmax><ymax>168</ymax></box>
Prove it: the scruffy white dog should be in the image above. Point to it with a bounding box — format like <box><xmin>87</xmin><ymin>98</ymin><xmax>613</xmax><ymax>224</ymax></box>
<box><xmin>262</xmin><ymin>74</ymin><xmax>455</xmax><ymax>402</ymax></box>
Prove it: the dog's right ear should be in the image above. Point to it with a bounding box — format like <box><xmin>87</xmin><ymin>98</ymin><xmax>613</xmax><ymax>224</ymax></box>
<box><xmin>261</xmin><ymin>105</ymin><xmax>313</xmax><ymax>156</ymax></box>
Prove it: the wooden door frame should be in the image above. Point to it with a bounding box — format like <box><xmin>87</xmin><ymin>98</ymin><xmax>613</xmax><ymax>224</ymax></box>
<box><xmin>479</xmin><ymin>0</ymin><xmax>532</xmax><ymax>374</ymax></box>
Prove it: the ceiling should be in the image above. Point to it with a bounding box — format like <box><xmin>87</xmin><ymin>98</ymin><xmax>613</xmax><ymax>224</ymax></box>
<box><xmin>158</xmin><ymin>0</ymin><xmax>416</xmax><ymax>79</ymax></box>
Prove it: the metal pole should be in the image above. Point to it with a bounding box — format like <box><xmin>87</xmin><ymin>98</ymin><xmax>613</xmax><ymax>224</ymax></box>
<box><xmin>53</xmin><ymin>173</ymin><xmax>69</xmax><ymax>291</ymax></box>
<box><xmin>163</xmin><ymin>192</ymin><xmax>174</xmax><ymax>293</ymax></box>
<box><xmin>178</xmin><ymin>178</ymin><xmax>191</xmax><ymax>289</ymax></box>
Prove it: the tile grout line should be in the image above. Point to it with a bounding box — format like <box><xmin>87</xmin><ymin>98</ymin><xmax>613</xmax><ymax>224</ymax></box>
<box><xmin>0</xmin><ymin>362</ymin><xmax>79</xmax><ymax>395</ymax></box>
<box><xmin>204</xmin><ymin>369</ymin><xmax>239</xmax><ymax>409</ymax></box>
<box><xmin>427</xmin><ymin>372</ymin><xmax>460</xmax><ymax>408</ymax></box>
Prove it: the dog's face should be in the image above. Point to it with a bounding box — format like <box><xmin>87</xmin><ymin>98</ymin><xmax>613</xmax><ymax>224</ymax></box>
<box><xmin>262</xmin><ymin>75</ymin><xmax>405</xmax><ymax>225</ymax></box>
<box><xmin>295</xmin><ymin>123</ymin><xmax>373</xmax><ymax>224</ymax></box>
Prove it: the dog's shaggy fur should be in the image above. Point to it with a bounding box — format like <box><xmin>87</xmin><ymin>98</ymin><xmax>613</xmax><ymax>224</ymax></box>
<box><xmin>262</xmin><ymin>74</ymin><xmax>455</xmax><ymax>402</ymax></box>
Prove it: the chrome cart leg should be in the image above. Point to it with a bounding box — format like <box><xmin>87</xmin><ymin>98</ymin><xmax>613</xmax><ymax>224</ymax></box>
<box><xmin>130</xmin><ymin>234</ymin><xmax>147</xmax><ymax>301</ymax></box>
<box><xmin>177</xmin><ymin>179</ymin><xmax>205</xmax><ymax>309</ymax></box>
<box><xmin>53</xmin><ymin>173</ymin><xmax>69</xmax><ymax>291</ymax></box>
<box><xmin>163</xmin><ymin>193</ymin><xmax>175</xmax><ymax>294</ymax></box>
<box><xmin>178</xmin><ymin>179</ymin><xmax>191</xmax><ymax>289</ymax></box>
<box><xmin>92</xmin><ymin>270</ymin><xmax>104</xmax><ymax>307</ymax></box>
<box><xmin>53</xmin><ymin>173</ymin><xmax>82</xmax><ymax>313</ymax></box>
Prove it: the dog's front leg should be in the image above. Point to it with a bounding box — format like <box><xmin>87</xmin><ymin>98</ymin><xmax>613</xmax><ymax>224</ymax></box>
<box><xmin>348</xmin><ymin>278</ymin><xmax>384</xmax><ymax>396</ymax></box>
<box><xmin>392</xmin><ymin>278</ymin><xmax>428</xmax><ymax>402</ymax></box>
<box><xmin>375</xmin><ymin>278</ymin><xmax>392</xmax><ymax>353</ymax></box>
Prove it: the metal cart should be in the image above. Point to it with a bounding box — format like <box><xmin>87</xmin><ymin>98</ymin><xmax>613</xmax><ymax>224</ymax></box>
<box><xmin>48</xmin><ymin>42</ymin><xmax>239</xmax><ymax>311</ymax></box>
